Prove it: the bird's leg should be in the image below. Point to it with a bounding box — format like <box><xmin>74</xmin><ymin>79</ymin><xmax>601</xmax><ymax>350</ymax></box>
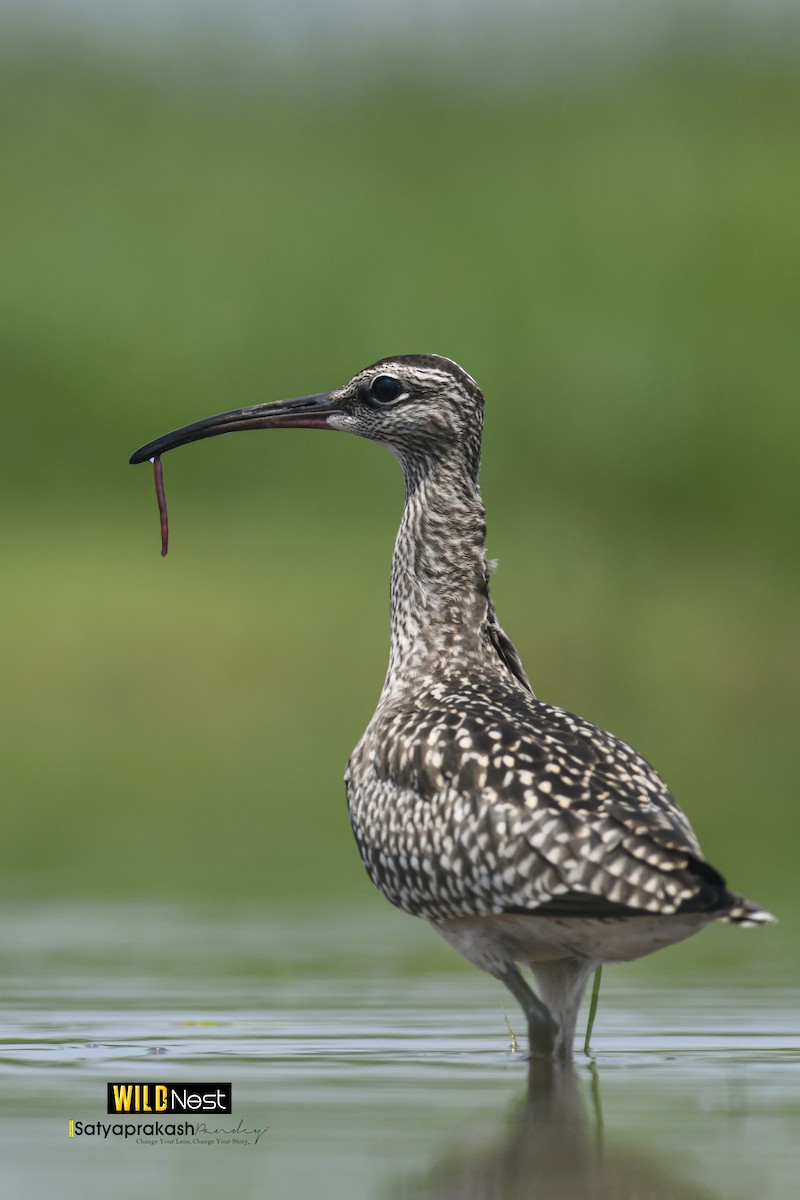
<box><xmin>495</xmin><ymin>963</ymin><xmax>558</xmax><ymax>1057</ymax></box>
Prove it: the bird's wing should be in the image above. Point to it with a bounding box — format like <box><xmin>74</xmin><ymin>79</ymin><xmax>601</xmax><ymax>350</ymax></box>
<box><xmin>350</xmin><ymin>685</ymin><xmax>727</xmax><ymax>921</ymax></box>
<box><xmin>485</xmin><ymin>596</ymin><xmax>535</xmax><ymax>695</ymax></box>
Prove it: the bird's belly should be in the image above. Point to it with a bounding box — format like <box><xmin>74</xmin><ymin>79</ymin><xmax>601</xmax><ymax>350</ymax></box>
<box><xmin>433</xmin><ymin>911</ymin><xmax>712</xmax><ymax>973</ymax></box>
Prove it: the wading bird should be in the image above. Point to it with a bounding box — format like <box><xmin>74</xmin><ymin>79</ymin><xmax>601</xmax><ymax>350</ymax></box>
<box><xmin>130</xmin><ymin>355</ymin><xmax>772</xmax><ymax>1058</ymax></box>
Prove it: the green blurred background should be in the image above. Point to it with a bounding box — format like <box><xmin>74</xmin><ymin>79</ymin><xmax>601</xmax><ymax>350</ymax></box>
<box><xmin>1</xmin><ymin>1</ymin><xmax>797</xmax><ymax>921</ymax></box>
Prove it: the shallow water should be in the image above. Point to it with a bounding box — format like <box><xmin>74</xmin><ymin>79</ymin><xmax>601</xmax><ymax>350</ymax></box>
<box><xmin>1</xmin><ymin>901</ymin><xmax>797</xmax><ymax>1198</ymax></box>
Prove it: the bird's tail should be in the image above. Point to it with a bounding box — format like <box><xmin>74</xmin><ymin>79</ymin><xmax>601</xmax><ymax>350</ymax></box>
<box><xmin>721</xmin><ymin>893</ymin><xmax>776</xmax><ymax>926</ymax></box>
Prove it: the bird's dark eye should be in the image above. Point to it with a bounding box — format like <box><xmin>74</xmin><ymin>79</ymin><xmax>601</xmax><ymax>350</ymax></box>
<box><xmin>368</xmin><ymin>375</ymin><xmax>405</xmax><ymax>405</ymax></box>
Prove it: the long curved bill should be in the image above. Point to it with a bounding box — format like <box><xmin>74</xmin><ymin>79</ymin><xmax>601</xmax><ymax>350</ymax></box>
<box><xmin>129</xmin><ymin>391</ymin><xmax>338</xmax><ymax>556</ymax></box>
<box><xmin>129</xmin><ymin>392</ymin><xmax>335</xmax><ymax>465</ymax></box>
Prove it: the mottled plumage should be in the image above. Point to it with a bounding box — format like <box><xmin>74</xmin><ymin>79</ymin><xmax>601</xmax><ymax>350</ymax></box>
<box><xmin>130</xmin><ymin>352</ymin><xmax>773</xmax><ymax>1058</ymax></box>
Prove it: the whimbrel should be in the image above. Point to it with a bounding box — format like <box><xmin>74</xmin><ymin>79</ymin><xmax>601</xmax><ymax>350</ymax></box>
<box><xmin>130</xmin><ymin>354</ymin><xmax>773</xmax><ymax>1057</ymax></box>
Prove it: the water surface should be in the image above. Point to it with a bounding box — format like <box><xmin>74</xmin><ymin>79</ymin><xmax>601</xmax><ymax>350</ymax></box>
<box><xmin>1</xmin><ymin>902</ymin><xmax>796</xmax><ymax>1198</ymax></box>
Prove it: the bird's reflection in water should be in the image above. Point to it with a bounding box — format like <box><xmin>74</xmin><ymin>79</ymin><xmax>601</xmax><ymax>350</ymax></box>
<box><xmin>396</xmin><ymin>1059</ymin><xmax>711</xmax><ymax>1200</ymax></box>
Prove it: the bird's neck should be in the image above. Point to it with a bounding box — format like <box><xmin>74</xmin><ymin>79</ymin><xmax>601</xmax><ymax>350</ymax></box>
<box><xmin>383</xmin><ymin>454</ymin><xmax>494</xmax><ymax>694</ymax></box>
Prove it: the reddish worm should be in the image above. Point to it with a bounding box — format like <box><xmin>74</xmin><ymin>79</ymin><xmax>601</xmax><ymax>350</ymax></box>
<box><xmin>151</xmin><ymin>455</ymin><xmax>169</xmax><ymax>557</ymax></box>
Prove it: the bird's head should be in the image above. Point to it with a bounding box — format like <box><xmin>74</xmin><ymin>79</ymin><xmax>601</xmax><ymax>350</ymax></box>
<box><xmin>129</xmin><ymin>354</ymin><xmax>485</xmax><ymax>481</ymax></box>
